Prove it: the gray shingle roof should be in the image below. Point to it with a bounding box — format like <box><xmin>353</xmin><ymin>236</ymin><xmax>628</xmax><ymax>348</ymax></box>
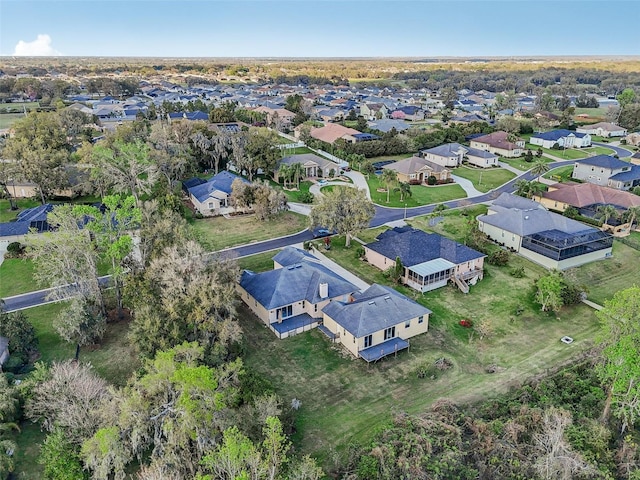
<box><xmin>187</xmin><ymin>171</ymin><xmax>248</xmax><ymax>203</ymax></box>
<box><xmin>420</xmin><ymin>143</ymin><xmax>466</xmax><ymax>157</ymax></box>
<box><xmin>532</xmin><ymin>129</ymin><xmax>589</xmax><ymax>141</ymax></box>
<box><xmin>272</xmin><ymin>247</ymin><xmax>318</xmax><ymax>267</ymax></box>
<box><xmin>575</xmin><ymin>155</ymin><xmax>630</xmax><ymax>169</ymax></box>
<box><xmin>465</xmin><ymin>146</ymin><xmax>498</xmax><ymax>159</ymax></box>
<box><xmin>492</xmin><ymin>192</ymin><xmax>544</xmax><ymax>210</ymax></box>
<box><xmin>609</xmin><ymin>165</ymin><xmax>640</xmax><ymax>182</ymax></box>
<box><xmin>240</xmin><ymin>253</ymin><xmax>358</xmax><ymax>310</ymax></box>
<box><xmin>366</xmin><ymin>228</ymin><xmax>485</xmax><ymax>267</ymax></box>
<box><xmin>323</xmin><ymin>284</ymin><xmax>431</xmax><ymax>337</ymax></box>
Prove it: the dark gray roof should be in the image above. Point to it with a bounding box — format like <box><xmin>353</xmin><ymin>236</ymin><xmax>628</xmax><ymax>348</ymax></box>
<box><xmin>532</xmin><ymin>129</ymin><xmax>589</xmax><ymax>141</ymax></box>
<box><xmin>322</xmin><ymin>284</ymin><xmax>431</xmax><ymax>337</ymax></box>
<box><xmin>366</xmin><ymin>228</ymin><xmax>485</xmax><ymax>267</ymax></box>
<box><xmin>240</xmin><ymin>256</ymin><xmax>358</xmax><ymax>310</ymax></box>
<box><xmin>575</xmin><ymin>155</ymin><xmax>630</xmax><ymax>169</ymax></box>
<box><xmin>272</xmin><ymin>246</ymin><xmax>318</xmax><ymax>267</ymax></box>
<box><xmin>0</xmin><ymin>221</ymin><xmax>30</xmax><ymax>237</ymax></box>
<box><xmin>279</xmin><ymin>153</ymin><xmax>339</xmax><ymax>171</ymax></box>
<box><xmin>420</xmin><ymin>142</ymin><xmax>466</xmax><ymax>157</ymax></box>
<box><xmin>187</xmin><ymin>171</ymin><xmax>248</xmax><ymax>203</ymax></box>
<box><xmin>609</xmin><ymin>165</ymin><xmax>640</xmax><ymax>182</ymax></box>
<box><xmin>492</xmin><ymin>192</ymin><xmax>544</xmax><ymax>210</ymax></box>
<box><xmin>465</xmin><ymin>146</ymin><xmax>498</xmax><ymax>159</ymax></box>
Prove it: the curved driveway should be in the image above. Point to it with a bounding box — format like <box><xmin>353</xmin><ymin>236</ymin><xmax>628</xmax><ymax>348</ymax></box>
<box><xmin>593</xmin><ymin>142</ymin><xmax>632</xmax><ymax>158</ymax></box>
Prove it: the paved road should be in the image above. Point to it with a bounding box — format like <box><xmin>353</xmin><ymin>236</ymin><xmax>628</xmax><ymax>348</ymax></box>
<box><xmin>2</xmin><ymin>276</ymin><xmax>112</xmax><ymax>313</ymax></box>
<box><xmin>593</xmin><ymin>141</ymin><xmax>632</xmax><ymax>158</ymax></box>
<box><xmin>2</xmin><ymin>160</ymin><xmax>575</xmax><ymax>311</ymax></box>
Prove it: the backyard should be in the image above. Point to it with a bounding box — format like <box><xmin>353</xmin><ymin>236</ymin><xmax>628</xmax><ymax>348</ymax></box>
<box><xmin>240</xmin><ymin>231</ymin><xmax>602</xmax><ymax>466</ymax></box>
<box><xmin>365</xmin><ymin>174</ymin><xmax>467</xmax><ymax>207</ymax></box>
<box><xmin>190</xmin><ymin>211</ymin><xmax>308</xmax><ymax>251</ymax></box>
<box><xmin>451</xmin><ymin>166</ymin><xmax>516</xmax><ymax>193</ymax></box>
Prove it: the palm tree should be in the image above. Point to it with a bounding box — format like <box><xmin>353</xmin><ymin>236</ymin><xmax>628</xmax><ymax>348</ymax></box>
<box><xmin>531</xmin><ymin>158</ymin><xmax>550</xmax><ymax>183</ymax></box>
<box><xmin>596</xmin><ymin>204</ymin><xmax>619</xmax><ymax>227</ymax></box>
<box><xmin>394</xmin><ymin>181</ymin><xmax>412</xmax><ymax>201</ymax></box>
<box><xmin>290</xmin><ymin>162</ymin><xmax>305</xmax><ymax>190</ymax></box>
<box><xmin>380</xmin><ymin>169</ymin><xmax>398</xmax><ymax>203</ymax></box>
<box><xmin>278</xmin><ymin>164</ymin><xmax>290</xmax><ymax>188</ymax></box>
<box><xmin>624</xmin><ymin>205</ymin><xmax>640</xmax><ymax>230</ymax></box>
<box><xmin>529</xmin><ymin>181</ymin><xmax>546</xmax><ymax>199</ymax></box>
<box><xmin>514</xmin><ymin>179</ymin><xmax>531</xmax><ymax>198</ymax></box>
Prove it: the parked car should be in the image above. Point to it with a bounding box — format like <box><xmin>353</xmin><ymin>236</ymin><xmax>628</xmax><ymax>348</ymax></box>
<box><xmin>312</xmin><ymin>227</ymin><xmax>337</xmax><ymax>238</ymax></box>
<box><xmin>317</xmin><ymin>179</ymin><xmax>328</xmax><ymax>186</ymax></box>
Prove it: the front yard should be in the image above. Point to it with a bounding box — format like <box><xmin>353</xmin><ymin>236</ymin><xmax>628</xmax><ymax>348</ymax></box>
<box><xmin>451</xmin><ymin>166</ymin><xmax>516</xmax><ymax>193</ymax></box>
<box><xmin>190</xmin><ymin>211</ymin><xmax>308</xmax><ymax>251</ymax></box>
<box><xmin>0</xmin><ymin>258</ymin><xmax>37</xmax><ymax>297</ymax></box>
<box><xmin>365</xmin><ymin>174</ymin><xmax>466</xmax><ymax>207</ymax></box>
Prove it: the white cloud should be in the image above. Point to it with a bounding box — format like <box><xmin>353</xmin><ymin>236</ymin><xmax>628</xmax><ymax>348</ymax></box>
<box><xmin>13</xmin><ymin>34</ymin><xmax>62</xmax><ymax>56</ymax></box>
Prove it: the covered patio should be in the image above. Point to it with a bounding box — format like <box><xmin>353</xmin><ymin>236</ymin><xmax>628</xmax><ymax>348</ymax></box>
<box><xmin>406</xmin><ymin>258</ymin><xmax>456</xmax><ymax>293</ymax></box>
<box><xmin>270</xmin><ymin>313</ymin><xmax>319</xmax><ymax>339</ymax></box>
<box><xmin>359</xmin><ymin>338</ymin><xmax>410</xmax><ymax>362</ymax></box>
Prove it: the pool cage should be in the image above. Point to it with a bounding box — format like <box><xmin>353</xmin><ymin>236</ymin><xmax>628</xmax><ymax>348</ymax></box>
<box><xmin>521</xmin><ymin>229</ymin><xmax>613</xmax><ymax>261</ymax></box>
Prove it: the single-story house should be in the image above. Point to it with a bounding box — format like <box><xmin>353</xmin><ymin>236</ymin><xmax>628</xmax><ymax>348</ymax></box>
<box><xmin>470</xmin><ymin>131</ymin><xmax>525</xmax><ymax>158</ymax></box>
<box><xmin>478</xmin><ymin>193</ymin><xmax>613</xmax><ymax>270</ymax></box>
<box><xmin>322</xmin><ymin>284</ymin><xmax>432</xmax><ymax>362</ymax></box>
<box><xmin>0</xmin><ymin>204</ymin><xmax>55</xmax><ymax>242</ymax></box>
<box><xmin>368</xmin><ymin>119</ymin><xmax>410</xmax><ymax>133</ymax></box>
<box><xmin>237</xmin><ymin>247</ymin><xmax>359</xmax><ymax>339</ymax></box>
<box><xmin>382</xmin><ymin>156</ymin><xmax>451</xmax><ymax>183</ymax></box>
<box><xmin>530</xmin><ymin>129</ymin><xmax>592</xmax><ymax>149</ymax></box>
<box><xmin>577</xmin><ymin>122</ymin><xmax>627</xmax><ymax>138</ymax></box>
<box><xmin>625</xmin><ymin>132</ymin><xmax>640</xmax><ymax>147</ymax></box>
<box><xmin>0</xmin><ymin>337</ymin><xmax>9</xmax><ymax>369</ymax></box>
<box><xmin>310</xmin><ymin>123</ymin><xmax>362</xmax><ymax>145</ymax></box>
<box><xmin>276</xmin><ymin>153</ymin><xmax>341</xmax><ymax>180</ymax></box>
<box><xmin>186</xmin><ymin>171</ymin><xmax>249</xmax><ymax>216</ymax></box>
<box><xmin>572</xmin><ymin>155</ymin><xmax>640</xmax><ymax>190</ymax></box>
<box><xmin>168</xmin><ymin>111</ymin><xmax>209</xmax><ymax>122</ymax></box>
<box><xmin>364</xmin><ymin>227</ymin><xmax>485</xmax><ymax>293</ymax></box>
<box><xmin>253</xmin><ymin>106</ymin><xmax>296</xmax><ymax>128</ymax></box>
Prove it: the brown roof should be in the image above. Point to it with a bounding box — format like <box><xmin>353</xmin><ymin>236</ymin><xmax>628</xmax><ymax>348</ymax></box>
<box><xmin>578</xmin><ymin>122</ymin><xmax>624</xmax><ymax>132</ymax></box>
<box><xmin>473</xmin><ymin>131</ymin><xmax>523</xmax><ymax>151</ymax></box>
<box><xmin>383</xmin><ymin>156</ymin><xmax>447</xmax><ymax>175</ymax></box>
<box><xmin>541</xmin><ymin>182</ymin><xmax>640</xmax><ymax>209</ymax></box>
<box><xmin>310</xmin><ymin>123</ymin><xmax>361</xmax><ymax>144</ymax></box>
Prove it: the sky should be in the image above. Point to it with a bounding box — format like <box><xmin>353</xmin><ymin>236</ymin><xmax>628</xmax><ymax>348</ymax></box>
<box><xmin>0</xmin><ymin>0</ymin><xmax>638</xmax><ymax>58</ymax></box>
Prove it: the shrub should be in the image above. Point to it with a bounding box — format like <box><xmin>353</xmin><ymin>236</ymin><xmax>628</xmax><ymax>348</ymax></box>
<box><xmin>488</xmin><ymin>249</ymin><xmax>510</xmax><ymax>266</ymax></box>
<box><xmin>427</xmin><ymin>175</ymin><xmax>437</xmax><ymax>185</ymax></box>
<box><xmin>354</xmin><ymin>246</ymin><xmax>365</xmax><ymax>259</ymax></box>
<box><xmin>408</xmin><ymin>179</ymin><xmax>421</xmax><ymax>185</ymax></box>
<box><xmin>298</xmin><ymin>191</ymin><xmax>314</xmax><ymax>204</ymax></box>
<box><xmin>510</xmin><ymin>266</ymin><xmax>525</xmax><ymax>278</ymax></box>
<box><xmin>5</xmin><ymin>241</ymin><xmax>25</xmax><ymax>258</ymax></box>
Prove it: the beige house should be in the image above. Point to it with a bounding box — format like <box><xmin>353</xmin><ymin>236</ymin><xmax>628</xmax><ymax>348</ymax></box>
<box><xmin>478</xmin><ymin>193</ymin><xmax>613</xmax><ymax>270</ymax></box>
<box><xmin>577</xmin><ymin>122</ymin><xmax>627</xmax><ymax>138</ymax></box>
<box><xmin>322</xmin><ymin>284</ymin><xmax>431</xmax><ymax>362</ymax></box>
<box><xmin>363</xmin><ymin>227</ymin><xmax>485</xmax><ymax>293</ymax></box>
<box><xmin>382</xmin><ymin>156</ymin><xmax>451</xmax><ymax>183</ymax></box>
<box><xmin>276</xmin><ymin>153</ymin><xmax>340</xmax><ymax>180</ymax></box>
<box><xmin>253</xmin><ymin>106</ymin><xmax>296</xmax><ymax>129</ymax></box>
<box><xmin>310</xmin><ymin>123</ymin><xmax>361</xmax><ymax>145</ymax></box>
<box><xmin>625</xmin><ymin>132</ymin><xmax>640</xmax><ymax>147</ymax></box>
<box><xmin>186</xmin><ymin>171</ymin><xmax>249</xmax><ymax>217</ymax></box>
<box><xmin>470</xmin><ymin>131</ymin><xmax>525</xmax><ymax>158</ymax></box>
<box><xmin>237</xmin><ymin>247</ymin><xmax>359</xmax><ymax>339</ymax></box>
<box><xmin>533</xmin><ymin>182</ymin><xmax>640</xmax><ymax>213</ymax></box>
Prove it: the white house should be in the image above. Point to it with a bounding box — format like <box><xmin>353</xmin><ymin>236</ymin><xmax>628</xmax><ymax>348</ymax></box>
<box><xmin>530</xmin><ymin>129</ymin><xmax>591</xmax><ymax>149</ymax></box>
<box><xmin>577</xmin><ymin>122</ymin><xmax>627</xmax><ymax>138</ymax></box>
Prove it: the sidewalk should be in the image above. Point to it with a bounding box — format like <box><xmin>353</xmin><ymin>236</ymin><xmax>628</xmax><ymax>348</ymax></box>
<box><xmin>498</xmin><ymin>161</ymin><xmax>526</xmax><ymax>175</ymax></box>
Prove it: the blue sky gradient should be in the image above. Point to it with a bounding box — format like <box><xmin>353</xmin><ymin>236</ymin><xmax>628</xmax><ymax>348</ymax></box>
<box><xmin>1</xmin><ymin>1</ymin><xmax>638</xmax><ymax>57</ymax></box>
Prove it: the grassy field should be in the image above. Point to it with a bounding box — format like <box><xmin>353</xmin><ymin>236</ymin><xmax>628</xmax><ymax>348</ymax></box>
<box><xmin>524</xmin><ymin>143</ymin><xmax>615</xmax><ymax>160</ymax></box>
<box><xmin>365</xmin><ymin>175</ymin><xmax>466</xmax><ymax>207</ymax></box>
<box><xmin>565</xmin><ymin>239</ymin><xmax>640</xmax><ymax>306</ymax></box>
<box><xmin>451</xmin><ymin>166</ymin><xmax>516</xmax><ymax>193</ymax></box>
<box><xmin>544</xmin><ymin>165</ymin><xmax>574</xmax><ymax>181</ymax></box>
<box><xmin>240</xmin><ymin>232</ymin><xmax>602</xmax><ymax>466</ymax></box>
<box><xmin>237</xmin><ymin>251</ymin><xmax>278</xmax><ymax>272</ymax></box>
<box><xmin>499</xmin><ymin>156</ymin><xmax>554</xmax><ymax>171</ymax></box>
<box><xmin>0</xmin><ymin>113</ymin><xmax>28</xmax><ymax>129</ymax></box>
<box><xmin>0</xmin><ymin>258</ymin><xmax>37</xmax><ymax>297</ymax></box>
<box><xmin>191</xmin><ymin>211</ymin><xmax>308</xmax><ymax>251</ymax></box>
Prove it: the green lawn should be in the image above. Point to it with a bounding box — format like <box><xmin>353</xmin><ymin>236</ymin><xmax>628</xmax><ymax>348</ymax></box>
<box><xmin>0</xmin><ymin>113</ymin><xmax>28</xmax><ymax>129</ymax></box>
<box><xmin>237</xmin><ymin>251</ymin><xmax>277</xmax><ymax>272</ymax></box>
<box><xmin>280</xmin><ymin>180</ymin><xmax>314</xmax><ymax>203</ymax></box>
<box><xmin>451</xmin><ymin>166</ymin><xmax>516</xmax><ymax>193</ymax></box>
<box><xmin>544</xmin><ymin>165</ymin><xmax>574</xmax><ymax>181</ymax></box>
<box><xmin>525</xmin><ymin>143</ymin><xmax>592</xmax><ymax>160</ymax></box>
<box><xmin>499</xmin><ymin>156</ymin><xmax>554</xmax><ymax>171</ymax></box>
<box><xmin>0</xmin><ymin>258</ymin><xmax>38</xmax><ymax>297</ymax></box>
<box><xmin>190</xmin><ymin>211</ymin><xmax>308</xmax><ymax>251</ymax></box>
<box><xmin>407</xmin><ymin>204</ymin><xmax>490</xmax><ymax>244</ymax></box>
<box><xmin>365</xmin><ymin>175</ymin><xmax>467</xmax><ymax>207</ymax></box>
<box><xmin>564</xmin><ymin>240</ymin><xmax>640</xmax><ymax>306</ymax></box>
<box><xmin>241</xmin><ymin>232</ymin><xmax>602</xmax><ymax>466</ymax></box>
<box><xmin>0</xmin><ymin>198</ymin><xmax>40</xmax><ymax>222</ymax></box>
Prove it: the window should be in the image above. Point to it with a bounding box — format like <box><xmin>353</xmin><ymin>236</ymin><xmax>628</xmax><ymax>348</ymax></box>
<box><xmin>418</xmin><ymin>315</ymin><xmax>424</xmax><ymax>324</ymax></box>
<box><xmin>384</xmin><ymin>326</ymin><xmax>396</xmax><ymax>340</ymax></box>
<box><xmin>314</xmin><ymin>304</ymin><xmax>318</xmax><ymax>313</ymax></box>
<box><xmin>208</xmin><ymin>202</ymin><xmax>214</xmax><ymax>209</ymax></box>
<box><xmin>364</xmin><ymin>334</ymin><xmax>372</xmax><ymax>348</ymax></box>
<box><xmin>278</xmin><ymin>305</ymin><xmax>293</xmax><ymax>319</ymax></box>
<box><xmin>302</xmin><ymin>301</ymin><xmax>305</xmax><ymax>308</ymax></box>
<box><xmin>405</xmin><ymin>319</ymin><xmax>411</xmax><ymax>328</ymax></box>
